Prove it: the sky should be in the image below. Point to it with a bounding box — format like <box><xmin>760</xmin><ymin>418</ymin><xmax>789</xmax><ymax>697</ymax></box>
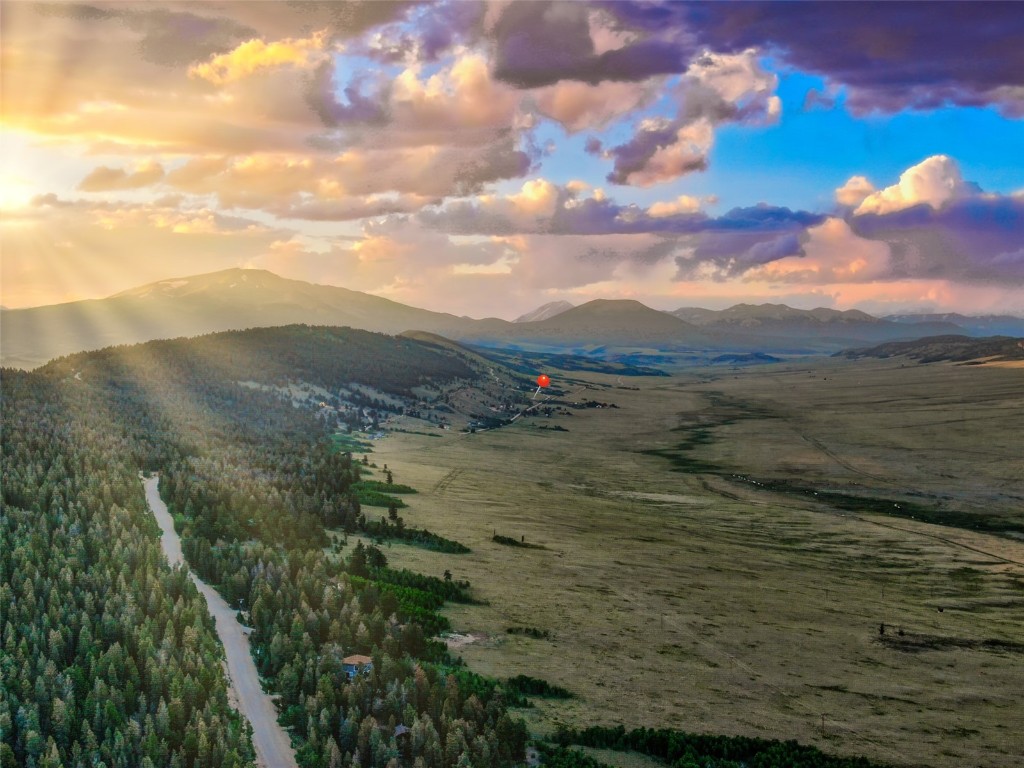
<box><xmin>2</xmin><ymin>0</ymin><xmax>1023</xmax><ymax>318</ymax></box>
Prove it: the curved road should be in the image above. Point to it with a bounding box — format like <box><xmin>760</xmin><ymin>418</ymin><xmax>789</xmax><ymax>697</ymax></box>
<box><xmin>144</xmin><ymin>476</ymin><xmax>298</xmax><ymax>768</ymax></box>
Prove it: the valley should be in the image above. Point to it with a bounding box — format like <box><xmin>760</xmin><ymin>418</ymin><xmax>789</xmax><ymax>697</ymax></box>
<box><xmin>4</xmin><ymin>323</ymin><xmax>1022</xmax><ymax>768</ymax></box>
<box><xmin>360</xmin><ymin>358</ymin><xmax>1024</xmax><ymax>768</ymax></box>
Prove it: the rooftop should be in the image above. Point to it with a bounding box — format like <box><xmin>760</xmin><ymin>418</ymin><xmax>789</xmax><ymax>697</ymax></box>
<box><xmin>343</xmin><ymin>654</ymin><xmax>373</xmax><ymax>665</ymax></box>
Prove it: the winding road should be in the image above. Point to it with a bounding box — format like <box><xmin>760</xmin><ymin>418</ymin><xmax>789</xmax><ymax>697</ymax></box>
<box><xmin>144</xmin><ymin>476</ymin><xmax>299</xmax><ymax>768</ymax></box>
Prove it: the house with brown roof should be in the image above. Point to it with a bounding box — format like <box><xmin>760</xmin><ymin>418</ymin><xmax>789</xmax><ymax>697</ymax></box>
<box><xmin>342</xmin><ymin>654</ymin><xmax>373</xmax><ymax>680</ymax></box>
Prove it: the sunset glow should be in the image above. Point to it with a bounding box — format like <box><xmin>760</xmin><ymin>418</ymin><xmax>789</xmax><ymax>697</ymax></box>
<box><xmin>2</xmin><ymin>1</ymin><xmax>1022</xmax><ymax>316</ymax></box>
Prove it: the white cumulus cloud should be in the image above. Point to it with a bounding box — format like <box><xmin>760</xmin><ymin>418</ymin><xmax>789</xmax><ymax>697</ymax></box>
<box><xmin>854</xmin><ymin>155</ymin><xmax>972</xmax><ymax>215</ymax></box>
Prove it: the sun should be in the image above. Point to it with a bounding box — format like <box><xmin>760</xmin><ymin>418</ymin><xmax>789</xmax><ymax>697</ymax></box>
<box><xmin>0</xmin><ymin>172</ymin><xmax>35</xmax><ymax>211</ymax></box>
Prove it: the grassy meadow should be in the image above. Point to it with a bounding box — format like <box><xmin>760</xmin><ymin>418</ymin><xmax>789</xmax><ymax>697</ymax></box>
<box><xmin>354</xmin><ymin>358</ymin><xmax>1024</xmax><ymax>768</ymax></box>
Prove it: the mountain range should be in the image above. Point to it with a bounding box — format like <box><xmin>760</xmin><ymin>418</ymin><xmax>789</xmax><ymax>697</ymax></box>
<box><xmin>882</xmin><ymin>312</ymin><xmax>1024</xmax><ymax>337</ymax></box>
<box><xmin>2</xmin><ymin>268</ymin><xmax>1019</xmax><ymax>369</ymax></box>
<box><xmin>666</xmin><ymin>303</ymin><xmax>965</xmax><ymax>345</ymax></box>
<box><xmin>837</xmin><ymin>335</ymin><xmax>1024</xmax><ymax>365</ymax></box>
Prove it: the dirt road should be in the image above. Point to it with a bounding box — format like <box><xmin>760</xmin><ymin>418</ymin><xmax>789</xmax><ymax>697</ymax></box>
<box><xmin>144</xmin><ymin>476</ymin><xmax>298</xmax><ymax>768</ymax></box>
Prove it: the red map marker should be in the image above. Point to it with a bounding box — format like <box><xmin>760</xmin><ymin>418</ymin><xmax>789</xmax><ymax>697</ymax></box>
<box><xmin>537</xmin><ymin>374</ymin><xmax>551</xmax><ymax>388</ymax></box>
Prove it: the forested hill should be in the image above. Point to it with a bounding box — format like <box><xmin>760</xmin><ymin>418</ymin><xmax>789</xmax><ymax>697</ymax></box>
<box><xmin>2</xmin><ymin>327</ymin><xmax>530</xmax><ymax>768</ymax></box>
<box><xmin>43</xmin><ymin>325</ymin><xmax>481</xmax><ymax>397</ymax></box>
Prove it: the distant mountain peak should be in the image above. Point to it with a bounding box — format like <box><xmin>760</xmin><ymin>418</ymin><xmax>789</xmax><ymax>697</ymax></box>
<box><xmin>571</xmin><ymin>298</ymin><xmax>660</xmax><ymax>313</ymax></box>
<box><xmin>514</xmin><ymin>300</ymin><xmax>574</xmax><ymax>323</ymax></box>
<box><xmin>111</xmin><ymin>267</ymin><xmax>288</xmax><ymax>299</ymax></box>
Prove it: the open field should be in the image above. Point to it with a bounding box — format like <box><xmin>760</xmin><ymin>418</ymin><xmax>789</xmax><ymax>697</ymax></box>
<box><xmin>360</xmin><ymin>358</ymin><xmax>1024</xmax><ymax>768</ymax></box>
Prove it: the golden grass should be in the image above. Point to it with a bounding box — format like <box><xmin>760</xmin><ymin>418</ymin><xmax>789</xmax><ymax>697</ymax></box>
<box><xmin>361</xmin><ymin>358</ymin><xmax>1024</xmax><ymax>768</ymax></box>
<box><xmin>982</xmin><ymin>360</ymin><xmax>1024</xmax><ymax>368</ymax></box>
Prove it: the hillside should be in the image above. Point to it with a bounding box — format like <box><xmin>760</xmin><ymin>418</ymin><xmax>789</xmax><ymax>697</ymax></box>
<box><xmin>46</xmin><ymin>325</ymin><xmax>478</xmax><ymax>395</ymax></box>
<box><xmin>837</xmin><ymin>335</ymin><xmax>1024</xmax><ymax>364</ymax></box>
<box><xmin>40</xmin><ymin>324</ymin><xmax>540</xmax><ymax>437</ymax></box>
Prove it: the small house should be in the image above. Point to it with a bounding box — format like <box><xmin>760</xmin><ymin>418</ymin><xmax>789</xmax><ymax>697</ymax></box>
<box><xmin>343</xmin><ymin>654</ymin><xmax>373</xmax><ymax>680</ymax></box>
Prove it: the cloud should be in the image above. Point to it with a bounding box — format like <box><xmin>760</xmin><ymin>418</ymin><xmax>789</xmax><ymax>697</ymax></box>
<box><xmin>854</xmin><ymin>155</ymin><xmax>974</xmax><ymax>215</ymax></box>
<box><xmin>852</xmin><ymin>195</ymin><xmax>1024</xmax><ymax>283</ymax></box>
<box><xmin>189</xmin><ymin>30</ymin><xmax>331</xmax><ymax>84</ymax></box>
<box><xmin>302</xmin><ymin>51</ymin><xmax>534</xmax><ymax>149</ymax></box>
<box><xmin>487</xmin><ymin>0</ymin><xmax>692</xmax><ymax>88</ymax></box>
<box><xmin>744</xmin><ymin>218</ymin><xmax>890</xmax><ymax>284</ymax></box>
<box><xmin>389</xmin><ymin>53</ymin><xmax>523</xmax><ymax>135</ymax></box>
<box><xmin>811</xmin><ymin>280</ymin><xmax>1024</xmax><ymax>317</ymax></box>
<box><xmin>607</xmin><ymin>118</ymin><xmax>713</xmax><ymax>186</ymax></box>
<box><xmin>531</xmin><ymin>78</ymin><xmax>660</xmax><ymax>132</ymax></box>
<box><xmin>26</xmin><ymin>3</ymin><xmax>260</xmax><ymax>67</ymax></box>
<box><xmin>78</xmin><ymin>161</ymin><xmax>165</xmax><ymax>192</ymax></box>
<box><xmin>835</xmin><ymin>175</ymin><xmax>876</xmax><ymax>207</ymax></box>
<box><xmin>675</xmin><ymin>230</ymin><xmax>806</xmax><ymax>281</ymax></box>
<box><xmin>835</xmin><ymin>155</ymin><xmax>1023</xmax><ymax>285</ymax></box>
<box><xmin>163</xmin><ymin>138</ymin><xmax>530</xmax><ymax>214</ymax></box>
<box><xmin>604</xmin><ymin>49</ymin><xmax>779</xmax><ymax>186</ymax></box>
<box><xmin>481</xmin><ymin>1</ymin><xmax>1023</xmax><ymax>118</ymax></box>
<box><xmin>674</xmin><ymin>2</ymin><xmax>1024</xmax><ymax>117</ymax></box>
<box><xmin>0</xmin><ymin>1</ymin><xmax>499</xmax><ymax>160</ymax></box>
<box><xmin>648</xmin><ymin>195</ymin><xmax>714</xmax><ymax>217</ymax></box>
<box><xmin>416</xmin><ymin>180</ymin><xmax>821</xmax><ymax>236</ymax></box>
<box><xmin>4</xmin><ymin>2</ymin><xmax>1022</xmax><ymax>319</ymax></box>
<box><xmin>360</xmin><ymin>1</ymin><xmax>486</xmax><ymax>64</ymax></box>
<box><xmin>271</xmin><ymin>194</ymin><xmax>441</xmax><ymax>222</ymax></box>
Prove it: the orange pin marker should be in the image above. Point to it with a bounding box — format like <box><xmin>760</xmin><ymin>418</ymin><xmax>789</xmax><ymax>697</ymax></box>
<box><xmin>533</xmin><ymin>373</ymin><xmax>550</xmax><ymax>399</ymax></box>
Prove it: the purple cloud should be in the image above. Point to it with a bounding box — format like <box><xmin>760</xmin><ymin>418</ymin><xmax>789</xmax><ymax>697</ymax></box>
<box><xmin>417</xmin><ymin>187</ymin><xmax>822</xmax><ymax>236</ymax></box>
<box><xmin>852</xmin><ymin>196</ymin><xmax>1024</xmax><ymax>282</ymax></box>
<box><xmin>675</xmin><ymin>231</ymin><xmax>806</xmax><ymax>280</ymax></box>
<box><xmin>605</xmin><ymin>118</ymin><xmax>706</xmax><ymax>184</ymax></box>
<box><xmin>602</xmin><ymin>49</ymin><xmax>780</xmax><ymax>186</ymax></box>
<box><xmin>489</xmin><ymin>1</ymin><xmax>692</xmax><ymax>88</ymax></box>
<box><xmin>362</xmin><ymin>1</ymin><xmax>485</xmax><ymax>63</ymax></box>
<box><xmin>674</xmin><ymin>1</ymin><xmax>1024</xmax><ymax>116</ymax></box>
<box><xmin>481</xmin><ymin>2</ymin><xmax>1023</xmax><ymax>116</ymax></box>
